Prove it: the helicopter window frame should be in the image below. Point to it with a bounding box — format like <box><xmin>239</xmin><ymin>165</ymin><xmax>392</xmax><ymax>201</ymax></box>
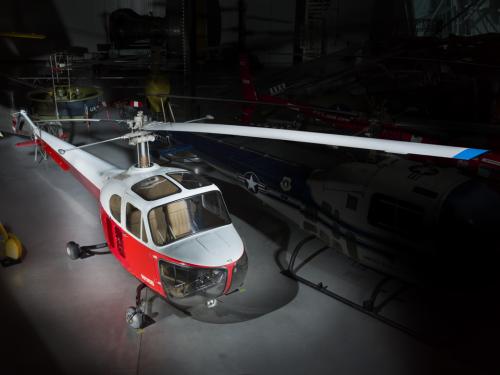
<box><xmin>167</xmin><ymin>172</ymin><xmax>212</xmax><ymax>190</ymax></box>
<box><xmin>141</xmin><ymin>218</ymin><xmax>148</xmax><ymax>243</ymax></box>
<box><xmin>126</xmin><ymin>202</ymin><xmax>148</xmax><ymax>243</ymax></box>
<box><xmin>109</xmin><ymin>194</ymin><xmax>122</xmax><ymax>222</ymax></box>
<box><xmin>131</xmin><ymin>175</ymin><xmax>181</xmax><ymax>201</ymax></box>
<box><xmin>147</xmin><ymin>190</ymin><xmax>232</xmax><ymax>247</ymax></box>
<box><xmin>368</xmin><ymin>193</ymin><xmax>425</xmax><ymax>237</ymax></box>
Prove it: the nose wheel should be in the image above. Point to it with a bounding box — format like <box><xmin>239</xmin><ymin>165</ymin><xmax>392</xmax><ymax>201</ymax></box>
<box><xmin>126</xmin><ymin>283</ymin><xmax>155</xmax><ymax>329</ymax></box>
<box><xmin>125</xmin><ymin>306</ymin><xmax>145</xmax><ymax>329</ymax></box>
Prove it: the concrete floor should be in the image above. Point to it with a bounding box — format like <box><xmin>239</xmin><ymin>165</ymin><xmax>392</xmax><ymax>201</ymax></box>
<box><xmin>0</xmin><ymin>131</ymin><xmax>490</xmax><ymax>375</ymax></box>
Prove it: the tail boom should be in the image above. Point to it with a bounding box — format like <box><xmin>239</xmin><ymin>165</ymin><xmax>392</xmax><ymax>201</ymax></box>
<box><xmin>17</xmin><ymin>111</ymin><xmax>121</xmax><ymax>198</ymax></box>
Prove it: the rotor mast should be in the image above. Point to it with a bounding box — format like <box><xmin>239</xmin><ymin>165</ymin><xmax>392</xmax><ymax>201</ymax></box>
<box><xmin>128</xmin><ymin>111</ymin><xmax>155</xmax><ymax>168</ymax></box>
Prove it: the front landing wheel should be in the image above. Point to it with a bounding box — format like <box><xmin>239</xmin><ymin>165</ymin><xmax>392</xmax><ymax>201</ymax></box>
<box><xmin>126</xmin><ymin>306</ymin><xmax>144</xmax><ymax>329</ymax></box>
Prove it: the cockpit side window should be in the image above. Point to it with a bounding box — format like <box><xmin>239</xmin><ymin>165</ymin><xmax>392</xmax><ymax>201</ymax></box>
<box><xmin>132</xmin><ymin>175</ymin><xmax>181</xmax><ymax>201</ymax></box>
<box><xmin>126</xmin><ymin>203</ymin><xmax>143</xmax><ymax>240</ymax></box>
<box><xmin>149</xmin><ymin>206</ymin><xmax>173</xmax><ymax>246</ymax></box>
<box><xmin>109</xmin><ymin>194</ymin><xmax>122</xmax><ymax>222</ymax></box>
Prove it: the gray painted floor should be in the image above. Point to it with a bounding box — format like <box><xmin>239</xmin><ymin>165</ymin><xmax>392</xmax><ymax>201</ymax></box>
<box><xmin>0</xmin><ymin>132</ymin><xmax>476</xmax><ymax>374</ymax></box>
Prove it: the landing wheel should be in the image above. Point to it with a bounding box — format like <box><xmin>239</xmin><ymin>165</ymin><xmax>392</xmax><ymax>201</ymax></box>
<box><xmin>66</xmin><ymin>241</ymin><xmax>81</xmax><ymax>260</ymax></box>
<box><xmin>125</xmin><ymin>306</ymin><xmax>144</xmax><ymax>329</ymax></box>
<box><xmin>126</xmin><ymin>283</ymin><xmax>155</xmax><ymax>329</ymax></box>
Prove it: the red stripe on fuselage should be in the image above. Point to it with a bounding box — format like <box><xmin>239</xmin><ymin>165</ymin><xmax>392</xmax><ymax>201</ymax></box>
<box><xmin>69</xmin><ymin>166</ymin><xmax>100</xmax><ymax>198</ymax></box>
<box><xmin>41</xmin><ymin>140</ymin><xmax>100</xmax><ymax>198</ymax></box>
<box><xmin>43</xmin><ymin>142</ymin><xmax>70</xmax><ymax>171</ymax></box>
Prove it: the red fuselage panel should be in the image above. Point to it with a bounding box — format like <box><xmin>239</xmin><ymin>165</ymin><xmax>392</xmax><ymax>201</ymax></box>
<box><xmin>99</xmin><ymin>207</ymin><xmax>238</xmax><ymax>298</ymax></box>
<box><xmin>99</xmin><ymin>206</ymin><xmax>164</xmax><ymax>296</ymax></box>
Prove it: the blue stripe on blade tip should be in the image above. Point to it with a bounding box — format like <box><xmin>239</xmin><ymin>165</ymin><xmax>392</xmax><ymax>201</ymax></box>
<box><xmin>453</xmin><ymin>148</ymin><xmax>488</xmax><ymax>160</ymax></box>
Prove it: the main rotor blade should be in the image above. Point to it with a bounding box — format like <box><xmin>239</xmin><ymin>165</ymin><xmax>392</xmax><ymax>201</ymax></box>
<box><xmin>144</xmin><ymin>122</ymin><xmax>488</xmax><ymax>160</ymax></box>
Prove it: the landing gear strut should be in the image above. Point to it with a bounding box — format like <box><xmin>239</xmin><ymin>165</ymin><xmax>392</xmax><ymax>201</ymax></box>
<box><xmin>281</xmin><ymin>235</ymin><xmax>420</xmax><ymax>340</ymax></box>
<box><xmin>126</xmin><ymin>283</ymin><xmax>155</xmax><ymax>329</ymax></box>
<box><xmin>66</xmin><ymin>241</ymin><xmax>110</xmax><ymax>260</ymax></box>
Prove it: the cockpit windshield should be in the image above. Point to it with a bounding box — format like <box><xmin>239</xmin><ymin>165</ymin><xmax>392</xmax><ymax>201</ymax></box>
<box><xmin>148</xmin><ymin>191</ymin><xmax>231</xmax><ymax>246</ymax></box>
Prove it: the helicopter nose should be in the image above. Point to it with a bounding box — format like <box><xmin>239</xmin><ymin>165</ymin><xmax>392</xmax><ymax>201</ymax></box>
<box><xmin>437</xmin><ymin>180</ymin><xmax>500</xmax><ymax>283</ymax></box>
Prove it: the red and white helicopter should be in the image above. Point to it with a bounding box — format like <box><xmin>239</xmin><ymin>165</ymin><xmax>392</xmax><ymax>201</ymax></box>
<box><xmin>14</xmin><ymin>109</ymin><xmax>487</xmax><ymax>328</ymax></box>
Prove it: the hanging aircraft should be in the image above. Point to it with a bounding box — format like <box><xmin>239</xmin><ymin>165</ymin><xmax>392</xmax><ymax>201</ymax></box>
<box><xmin>12</xmin><ymin>109</ymin><xmax>488</xmax><ymax>328</ymax></box>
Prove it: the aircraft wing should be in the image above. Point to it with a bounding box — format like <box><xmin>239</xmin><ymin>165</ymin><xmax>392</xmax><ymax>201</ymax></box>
<box><xmin>144</xmin><ymin>122</ymin><xmax>488</xmax><ymax>161</ymax></box>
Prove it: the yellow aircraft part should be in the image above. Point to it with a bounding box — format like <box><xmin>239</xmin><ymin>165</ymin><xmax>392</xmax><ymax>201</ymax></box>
<box><xmin>5</xmin><ymin>235</ymin><xmax>22</xmax><ymax>260</ymax></box>
<box><xmin>145</xmin><ymin>75</ymin><xmax>171</xmax><ymax>113</ymax></box>
<box><xmin>0</xmin><ymin>223</ymin><xmax>23</xmax><ymax>260</ymax></box>
<box><xmin>0</xmin><ymin>32</ymin><xmax>46</xmax><ymax>39</ymax></box>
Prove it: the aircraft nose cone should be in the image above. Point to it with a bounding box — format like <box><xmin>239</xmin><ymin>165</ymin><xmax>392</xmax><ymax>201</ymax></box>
<box><xmin>196</xmin><ymin>231</ymin><xmax>229</xmax><ymax>254</ymax></box>
<box><xmin>164</xmin><ymin>224</ymin><xmax>244</xmax><ymax>267</ymax></box>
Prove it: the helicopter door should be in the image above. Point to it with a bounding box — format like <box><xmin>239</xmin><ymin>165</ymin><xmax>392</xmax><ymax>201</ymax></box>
<box><xmin>124</xmin><ymin>201</ymin><xmax>157</xmax><ymax>287</ymax></box>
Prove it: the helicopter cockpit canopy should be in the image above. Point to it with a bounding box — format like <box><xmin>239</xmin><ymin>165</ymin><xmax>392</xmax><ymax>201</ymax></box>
<box><xmin>128</xmin><ymin>171</ymin><xmax>231</xmax><ymax>246</ymax></box>
<box><xmin>148</xmin><ymin>190</ymin><xmax>231</xmax><ymax>246</ymax></box>
<box><xmin>101</xmin><ymin>168</ymin><xmax>244</xmax><ymax>304</ymax></box>
<box><xmin>104</xmin><ymin>169</ymin><xmax>232</xmax><ymax>250</ymax></box>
